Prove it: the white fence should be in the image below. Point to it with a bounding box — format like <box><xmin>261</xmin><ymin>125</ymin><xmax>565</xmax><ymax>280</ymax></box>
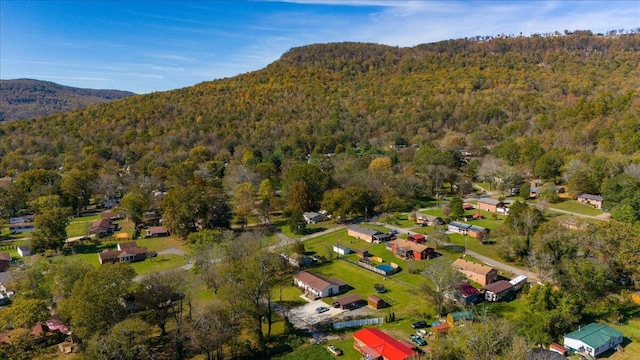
<box><xmin>333</xmin><ymin>317</ymin><xmax>384</xmax><ymax>329</ymax></box>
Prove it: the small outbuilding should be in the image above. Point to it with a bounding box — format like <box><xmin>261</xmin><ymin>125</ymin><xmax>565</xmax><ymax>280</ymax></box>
<box><xmin>332</xmin><ymin>244</ymin><xmax>351</xmax><ymax>255</ymax></box>
<box><xmin>447</xmin><ymin>310</ymin><xmax>474</xmax><ymax>325</ymax></box>
<box><xmin>0</xmin><ymin>253</ymin><xmax>11</xmax><ymax>272</ymax></box>
<box><xmin>368</xmin><ymin>295</ymin><xmax>385</xmax><ymax>309</ymax></box>
<box><xmin>17</xmin><ymin>245</ymin><xmax>31</xmax><ymax>257</ymax></box>
<box><xmin>335</xmin><ymin>294</ymin><xmax>363</xmax><ymax>310</ymax></box>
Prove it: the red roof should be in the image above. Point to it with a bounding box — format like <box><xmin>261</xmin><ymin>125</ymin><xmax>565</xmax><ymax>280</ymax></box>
<box><xmin>354</xmin><ymin>328</ymin><xmax>418</xmax><ymax>360</ymax></box>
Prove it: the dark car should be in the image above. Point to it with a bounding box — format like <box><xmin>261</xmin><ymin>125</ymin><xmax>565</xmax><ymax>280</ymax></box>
<box><xmin>315</xmin><ymin>306</ymin><xmax>329</xmax><ymax>313</ymax></box>
<box><xmin>409</xmin><ymin>334</ymin><xmax>427</xmax><ymax>346</ymax></box>
<box><xmin>411</xmin><ymin>321</ymin><xmax>428</xmax><ymax>329</ymax></box>
<box><xmin>332</xmin><ymin>301</ymin><xmax>341</xmax><ymax>308</ymax></box>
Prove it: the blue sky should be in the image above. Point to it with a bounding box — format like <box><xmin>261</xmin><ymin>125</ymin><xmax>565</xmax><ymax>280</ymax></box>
<box><xmin>1</xmin><ymin>1</ymin><xmax>638</xmax><ymax>94</ymax></box>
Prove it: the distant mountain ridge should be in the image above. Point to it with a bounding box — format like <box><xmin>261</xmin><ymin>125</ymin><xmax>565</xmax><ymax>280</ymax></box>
<box><xmin>0</xmin><ymin>79</ymin><xmax>135</xmax><ymax>121</ymax></box>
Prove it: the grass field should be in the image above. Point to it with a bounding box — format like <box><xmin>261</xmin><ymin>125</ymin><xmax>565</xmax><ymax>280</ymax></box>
<box><xmin>545</xmin><ymin>199</ymin><xmax>604</xmax><ymax>216</ymax></box>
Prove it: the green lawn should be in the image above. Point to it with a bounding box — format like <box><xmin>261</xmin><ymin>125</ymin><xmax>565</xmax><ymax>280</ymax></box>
<box><xmin>0</xmin><ymin>238</ymin><xmax>29</xmax><ymax>259</ymax></box>
<box><xmin>447</xmin><ymin>233</ymin><xmax>502</xmax><ymax>260</ymax></box>
<box><xmin>130</xmin><ymin>254</ymin><xmax>187</xmax><ymax>275</ymax></box>
<box><xmin>65</xmin><ymin>214</ymin><xmax>100</xmax><ymax>237</ymax></box>
<box><xmin>546</xmin><ymin>199</ymin><xmax>603</xmax><ymax>216</ymax></box>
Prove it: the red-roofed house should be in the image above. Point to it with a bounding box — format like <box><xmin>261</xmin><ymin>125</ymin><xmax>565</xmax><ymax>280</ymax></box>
<box><xmin>407</xmin><ymin>234</ymin><xmax>426</xmax><ymax>244</ymax></box>
<box><xmin>353</xmin><ymin>328</ymin><xmax>418</xmax><ymax>360</ymax></box>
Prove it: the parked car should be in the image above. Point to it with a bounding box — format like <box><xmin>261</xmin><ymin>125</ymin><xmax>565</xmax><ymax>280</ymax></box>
<box><xmin>327</xmin><ymin>344</ymin><xmax>343</xmax><ymax>356</ymax></box>
<box><xmin>411</xmin><ymin>320</ymin><xmax>428</xmax><ymax>329</ymax></box>
<box><xmin>315</xmin><ymin>306</ymin><xmax>329</xmax><ymax>313</ymax></box>
<box><xmin>409</xmin><ymin>334</ymin><xmax>427</xmax><ymax>346</ymax></box>
<box><xmin>332</xmin><ymin>301</ymin><xmax>341</xmax><ymax>308</ymax></box>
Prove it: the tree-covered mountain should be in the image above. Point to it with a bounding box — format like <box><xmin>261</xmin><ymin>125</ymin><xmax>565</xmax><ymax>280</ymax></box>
<box><xmin>0</xmin><ymin>32</ymin><xmax>638</xmax><ymax>176</ymax></box>
<box><xmin>0</xmin><ymin>79</ymin><xmax>135</xmax><ymax>122</ymax></box>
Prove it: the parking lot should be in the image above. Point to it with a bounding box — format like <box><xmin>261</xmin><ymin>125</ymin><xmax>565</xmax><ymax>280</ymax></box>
<box><xmin>287</xmin><ymin>298</ymin><xmax>345</xmax><ymax>328</ymax></box>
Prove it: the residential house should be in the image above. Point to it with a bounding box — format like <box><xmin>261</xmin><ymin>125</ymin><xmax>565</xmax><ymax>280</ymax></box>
<box><xmin>145</xmin><ymin>226</ymin><xmax>170</xmax><ymax>238</ymax></box>
<box><xmin>286</xmin><ymin>253</ymin><xmax>313</xmax><ymax>268</ymax></box>
<box><xmin>577</xmin><ymin>194</ymin><xmax>604</xmax><ymax>209</ymax></box>
<box><xmin>467</xmin><ymin>224</ymin><xmax>489</xmax><ymax>239</ymax></box>
<box><xmin>446</xmin><ymin>310</ymin><xmax>474</xmax><ymax>325</ymax></box>
<box><xmin>483</xmin><ymin>280</ymin><xmax>514</xmax><ymax>302</ymax></box>
<box><xmin>368</xmin><ymin>295</ymin><xmax>385</xmax><ymax>309</ymax></box>
<box><xmin>10</xmin><ymin>215</ymin><xmax>35</xmax><ymax>224</ymax></box>
<box><xmin>8</xmin><ymin>222</ymin><xmax>35</xmax><ymax>233</ymax></box>
<box><xmin>353</xmin><ymin>328</ymin><xmax>419</xmax><ymax>360</ymax></box>
<box><xmin>142</xmin><ymin>210</ymin><xmax>162</xmax><ymax>226</ymax></box>
<box><xmin>347</xmin><ymin>225</ymin><xmax>390</xmax><ymax>243</ymax></box>
<box><xmin>17</xmin><ymin>245</ymin><xmax>31</xmax><ymax>257</ymax></box>
<box><xmin>303</xmin><ymin>212</ymin><xmax>324</xmax><ymax>224</ymax></box>
<box><xmin>89</xmin><ymin>218</ymin><xmax>117</xmax><ymax>237</ymax></box>
<box><xmin>332</xmin><ymin>244</ymin><xmax>351</xmax><ymax>255</ymax></box>
<box><xmin>449</xmin><ymin>282</ymin><xmax>480</xmax><ymax>304</ymax></box>
<box><xmin>463</xmin><ymin>203</ymin><xmax>475</xmax><ymax>210</ymax></box>
<box><xmin>293</xmin><ymin>271</ymin><xmax>348</xmax><ymax>299</ymax></box>
<box><xmin>563</xmin><ymin>323</ymin><xmax>623</xmax><ymax>358</ymax></box>
<box><xmin>387</xmin><ymin>239</ymin><xmax>435</xmax><ymax>260</ymax></box>
<box><xmin>447</xmin><ymin>221</ymin><xmax>488</xmax><ymax>238</ymax></box>
<box><xmin>0</xmin><ymin>253</ymin><xmax>11</xmax><ymax>272</ymax></box>
<box><xmin>335</xmin><ymin>294</ymin><xmax>363</xmax><ymax>310</ymax></box>
<box><xmin>98</xmin><ymin>242</ymin><xmax>147</xmax><ymax>264</ymax></box>
<box><xmin>100</xmin><ymin>210</ymin><xmax>124</xmax><ymax>220</ymax></box>
<box><xmin>452</xmin><ymin>258</ymin><xmax>497</xmax><ymax>286</ymax></box>
<box><xmin>448</xmin><ymin>221</ymin><xmax>471</xmax><ymax>235</ymax></box>
<box><xmin>407</xmin><ymin>233</ymin><xmax>427</xmax><ymax>244</ymax></box>
<box><xmin>477</xmin><ymin>198</ymin><xmax>508</xmax><ymax>214</ymax></box>
<box><xmin>415</xmin><ymin>213</ymin><xmax>443</xmax><ymax>226</ymax></box>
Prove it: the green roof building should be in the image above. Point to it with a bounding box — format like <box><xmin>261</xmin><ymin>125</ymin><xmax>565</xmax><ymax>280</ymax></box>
<box><xmin>563</xmin><ymin>323</ymin><xmax>623</xmax><ymax>357</ymax></box>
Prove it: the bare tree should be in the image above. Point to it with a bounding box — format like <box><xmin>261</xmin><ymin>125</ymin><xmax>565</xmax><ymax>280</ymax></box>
<box><xmin>421</xmin><ymin>259</ymin><xmax>466</xmax><ymax>317</ymax></box>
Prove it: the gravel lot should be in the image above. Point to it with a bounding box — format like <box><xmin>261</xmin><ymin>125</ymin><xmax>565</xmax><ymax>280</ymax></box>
<box><xmin>287</xmin><ymin>299</ymin><xmax>345</xmax><ymax>329</ymax></box>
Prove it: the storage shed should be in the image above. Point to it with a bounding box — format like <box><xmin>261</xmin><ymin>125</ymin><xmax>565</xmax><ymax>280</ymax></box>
<box><xmin>368</xmin><ymin>295</ymin><xmax>385</xmax><ymax>309</ymax></box>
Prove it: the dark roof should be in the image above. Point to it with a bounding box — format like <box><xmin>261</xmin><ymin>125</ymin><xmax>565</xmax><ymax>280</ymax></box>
<box><xmin>525</xmin><ymin>348</ymin><xmax>566</xmax><ymax>360</ymax></box>
<box><xmin>478</xmin><ymin>198</ymin><xmax>505</xmax><ymax>206</ymax></box>
<box><xmin>578</xmin><ymin>193</ymin><xmax>603</xmax><ymax>201</ymax></box>
<box><xmin>147</xmin><ymin>226</ymin><xmax>168</xmax><ymax>234</ymax></box>
<box><xmin>119</xmin><ymin>241</ymin><xmax>138</xmax><ymax>249</ymax></box>
<box><xmin>483</xmin><ymin>280</ymin><xmax>514</xmax><ymax>293</ymax></box>
<box><xmin>455</xmin><ymin>282</ymin><xmax>479</xmax><ymax>297</ymax></box>
<box><xmin>449</xmin><ymin>221</ymin><xmax>471</xmax><ymax>229</ymax></box>
<box><xmin>336</xmin><ymin>293</ymin><xmax>362</xmax><ymax>305</ymax></box>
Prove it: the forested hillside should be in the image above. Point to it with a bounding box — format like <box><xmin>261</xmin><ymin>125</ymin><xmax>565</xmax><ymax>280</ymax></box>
<box><xmin>2</xmin><ymin>32</ymin><xmax>640</xmax><ymax>360</ymax></box>
<box><xmin>0</xmin><ymin>33</ymin><xmax>638</xmax><ymax>174</ymax></box>
<box><xmin>0</xmin><ymin>79</ymin><xmax>135</xmax><ymax>122</ymax></box>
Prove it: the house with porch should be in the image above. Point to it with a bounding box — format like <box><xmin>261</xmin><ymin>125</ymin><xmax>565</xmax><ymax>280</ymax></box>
<box><xmin>347</xmin><ymin>225</ymin><xmax>390</xmax><ymax>243</ymax></box>
<box><xmin>452</xmin><ymin>258</ymin><xmax>497</xmax><ymax>286</ymax></box>
<box><xmin>353</xmin><ymin>328</ymin><xmax>419</xmax><ymax>360</ymax></box>
<box><xmin>415</xmin><ymin>213</ymin><xmax>443</xmax><ymax>226</ymax></box>
<box><xmin>98</xmin><ymin>242</ymin><xmax>147</xmax><ymax>264</ymax></box>
<box><xmin>563</xmin><ymin>323</ymin><xmax>623</xmax><ymax>358</ymax></box>
<box><xmin>447</xmin><ymin>221</ymin><xmax>488</xmax><ymax>239</ymax></box>
<box><xmin>293</xmin><ymin>271</ymin><xmax>348</xmax><ymax>299</ymax></box>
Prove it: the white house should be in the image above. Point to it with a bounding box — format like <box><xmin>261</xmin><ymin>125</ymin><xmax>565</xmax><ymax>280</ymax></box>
<box><xmin>563</xmin><ymin>323</ymin><xmax>623</xmax><ymax>357</ymax></box>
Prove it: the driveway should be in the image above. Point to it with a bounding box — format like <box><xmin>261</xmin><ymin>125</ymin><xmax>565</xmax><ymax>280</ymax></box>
<box><xmin>287</xmin><ymin>299</ymin><xmax>344</xmax><ymax>329</ymax></box>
